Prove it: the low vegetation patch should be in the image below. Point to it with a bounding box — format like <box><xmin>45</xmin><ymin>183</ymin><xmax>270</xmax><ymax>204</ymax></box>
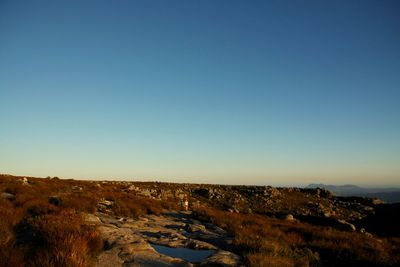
<box><xmin>0</xmin><ymin>175</ymin><xmax>177</xmax><ymax>267</ymax></box>
<box><xmin>194</xmin><ymin>206</ymin><xmax>400</xmax><ymax>267</ymax></box>
<box><xmin>1</xmin><ymin>174</ymin><xmax>399</xmax><ymax>267</ymax></box>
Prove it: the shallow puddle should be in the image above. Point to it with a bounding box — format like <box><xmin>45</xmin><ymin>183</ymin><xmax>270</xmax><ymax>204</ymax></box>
<box><xmin>151</xmin><ymin>244</ymin><xmax>215</xmax><ymax>262</ymax></box>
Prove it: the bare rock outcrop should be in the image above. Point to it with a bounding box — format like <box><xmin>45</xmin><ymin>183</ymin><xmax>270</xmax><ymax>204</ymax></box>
<box><xmin>89</xmin><ymin>211</ymin><xmax>243</xmax><ymax>267</ymax></box>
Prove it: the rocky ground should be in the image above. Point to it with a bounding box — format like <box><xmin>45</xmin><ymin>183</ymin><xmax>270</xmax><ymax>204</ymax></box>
<box><xmin>85</xmin><ymin>211</ymin><xmax>242</xmax><ymax>267</ymax></box>
<box><xmin>95</xmin><ymin>181</ymin><xmax>385</xmax><ymax>233</ymax></box>
<box><xmin>1</xmin><ymin>174</ymin><xmax>399</xmax><ymax>267</ymax></box>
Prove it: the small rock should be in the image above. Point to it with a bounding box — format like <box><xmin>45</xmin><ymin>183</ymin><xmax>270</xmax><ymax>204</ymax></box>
<box><xmin>21</xmin><ymin>177</ymin><xmax>29</xmax><ymax>185</ymax></box>
<box><xmin>72</xmin><ymin>185</ymin><xmax>83</xmax><ymax>191</ymax></box>
<box><xmin>371</xmin><ymin>198</ymin><xmax>385</xmax><ymax>205</ymax></box>
<box><xmin>200</xmin><ymin>250</ymin><xmax>241</xmax><ymax>267</ymax></box>
<box><xmin>336</xmin><ymin>219</ymin><xmax>356</xmax><ymax>231</ymax></box>
<box><xmin>127</xmin><ymin>185</ymin><xmax>139</xmax><ymax>191</ymax></box>
<box><xmin>1</xmin><ymin>192</ymin><xmax>15</xmax><ymax>200</ymax></box>
<box><xmin>185</xmin><ymin>223</ymin><xmax>207</xmax><ymax>233</ymax></box>
<box><xmin>83</xmin><ymin>213</ymin><xmax>101</xmax><ymax>223</ymax></box>
<box><xmin>323</xmin><ymin>212</ymin><xmax>331</xmax><ymax>217</ymax></box>
<box><xmin>285</xmin><ymin>214</ymin><xmax>295</xmax><ymax>221</ymax></box>
<box><xmin>99</xmin><ymin>199</ymin><xmax>114</xmax><ymax>207</ymax></box>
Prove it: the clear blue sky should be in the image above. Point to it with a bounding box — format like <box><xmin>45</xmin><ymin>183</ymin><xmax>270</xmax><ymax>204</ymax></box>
<box><xmin>1</xmin><ymin>0</ymin><xmax>399</xmax><ymax>186</ymax></box>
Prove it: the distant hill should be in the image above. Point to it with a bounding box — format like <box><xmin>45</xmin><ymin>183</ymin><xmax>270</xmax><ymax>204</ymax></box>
<box><xmin>307</xmin><ymin>184</ymin><xmax>400</xmax><ymax>203</ymax></box>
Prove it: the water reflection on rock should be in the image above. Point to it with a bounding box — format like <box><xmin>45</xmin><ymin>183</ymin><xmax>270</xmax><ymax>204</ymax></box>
<box><xmin>151</xmin><ymin>244</ymin><xmax>215</xmax><ymax>262</ymax></box>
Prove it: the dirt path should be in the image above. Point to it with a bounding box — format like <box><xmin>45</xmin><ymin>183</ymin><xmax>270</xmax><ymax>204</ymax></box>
<box><xmin>85</xmin><ymin>211</ymin><xmax>242</xmax><ymax>267</ymax></box>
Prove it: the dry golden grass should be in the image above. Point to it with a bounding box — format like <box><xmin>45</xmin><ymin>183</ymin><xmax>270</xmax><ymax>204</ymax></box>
<box><xmin>16</xmin><ymin>210</ymin><xmax>103</xmax><ymax>267</ymax></box>
<box><xmin>0</xmin><ymin>199</ymin><xmax>25</xmax><ymax>267</ymax></box>
<box><xmin>1</xmin><ymin>174</ymin><xmax>399</xmax><ymax>267</ymax></box>
<box><xmin>0</xmin><ymin>174</ymin><xmax>179</xmax><ymax>267</ymax></box>
<box><xmin>194</xmin><ymin>206</ymin><xmax>400</xmax><ymax>267</ymax></box>
<box><xmin>247</xmin><ymin>253</ymin><xmax>295</xmax><ymax>267</ymax></box>
<box><xmin>0</xmin><ymin>176</ymin><xmax>102</xmax><ymax>267</ymax></box>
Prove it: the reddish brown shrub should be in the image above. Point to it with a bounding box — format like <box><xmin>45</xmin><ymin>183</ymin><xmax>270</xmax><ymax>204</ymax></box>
<box><xmin>0</xmin><ymin>199</ymin><xmax>25</xmax><ymax>267</ymax></box>
<box><xmin>16</xmin><ymin>210</ymin><xmax>102</xmax><ymax>267</ymax></box>
<box><xmin>194</xmin><ymin>206</ymin><xmax>400</xmax><ymax>267</ymax></box>
<box><xmin>61</xmin><ymin>194</ymin><xmax>98</xmax><ymax>213</ymax></box>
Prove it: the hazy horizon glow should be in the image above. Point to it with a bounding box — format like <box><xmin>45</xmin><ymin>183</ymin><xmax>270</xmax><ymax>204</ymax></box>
<box><xmin>1</xmin><ymin>1</ymin><xmax>399</xmax><ymax>186</ymax></box>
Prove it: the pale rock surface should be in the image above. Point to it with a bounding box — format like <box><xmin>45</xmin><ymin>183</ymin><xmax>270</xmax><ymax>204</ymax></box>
<box><xmin>89</xmin><ymin>211</ymin><xmax>243</xmax><ymax>267</ymax></box>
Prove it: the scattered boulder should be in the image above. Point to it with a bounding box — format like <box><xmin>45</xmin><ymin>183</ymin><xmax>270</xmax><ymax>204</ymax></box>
<box><xmin>1</xmin><ymin>192</ymin><xmax>15</xmax><ymax>200</ymax></box>
<box><xmin>335</xmin><ymin>219</ymin><xmax>356</xmax><ymax>231</ymax></box>
<box><xmin>371</xmin><ymin>198</ymin><xmax>385</xmax><ymax>205</ymax></box>
<box><xmin>138</xmin><ymin>189</ymin><xmax>152</xmax><ymax>197</ymax></box>
<box><xmin>72</xmin><ymin>185</ymin><xmax>83</xmax><ymax>191</ymax></box>
<box><xmin>200</xmin><ymin>250</ymin><xmax>242</xmax><ymax>267</ymax></box>
<box><xmin>285</xmin><ymin>214</ymin><xmax>295</xmax><ymax>221</ymax></box>
<box><xmin>277</xmin><ymin>213</ymin><xmax>295</xmax><ymax>221</ymax></box>
<box><xmin>84</xmin><ymin>213</ymin><xmax>101</xmax><ymax>223</ymax></box>
<box><xmin>185</xmin><ymin>223</ymin><xmax>207</xmax><ymax>233</ymax></box>
<box><xmin>323</xmin><ymin>212</ymin><xmax>331</xmax><ymax>218</ymax></box>
<box><xmin>127</xmin><ymin>185</ymin><xmax>139</xmax><ymax>191</ymax></box>
<box><xmin>98</xmin><ymin>199</ymin><xmax>114</xmax><ymax>213</ymax></box>
<box><xmin>99</xmin><ymin>199</ymin><xmax>113</xmax><ymax>207</ymax></box>
<box><xmin>20</xmin><ymin>177</ymin><xmax>29</xmax><ymax>185</ymax></box>
<box><xmin>264</xmin><ymin>187</ymin><xmax>280</xmax><ymax>197</ymax></box>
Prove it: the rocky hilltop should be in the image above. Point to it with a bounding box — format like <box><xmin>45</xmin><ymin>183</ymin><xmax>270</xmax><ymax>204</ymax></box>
<box><xmin>1</xmin><ymin>174</ymin><xmax>399</xmax><ymax>267</ymax></box>
<box><xmin>93</xmin><ymin>180</ymin><xmax>388</xmax><ymax>233</ymax></box>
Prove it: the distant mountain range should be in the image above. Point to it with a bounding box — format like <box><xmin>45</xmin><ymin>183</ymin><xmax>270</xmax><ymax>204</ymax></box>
<box><xmin>307</xmin><ymin>184</ymin><xmax>400</xmax><ymax>203</ymax></box>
